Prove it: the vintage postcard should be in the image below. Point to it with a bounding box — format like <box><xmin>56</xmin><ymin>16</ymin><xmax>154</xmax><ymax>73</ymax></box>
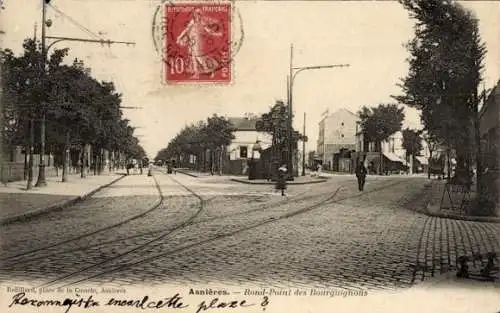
<box><xmin>0</xmin><ymin>0</ymin><xmax>499</xmax><ymax>312</ymax></box>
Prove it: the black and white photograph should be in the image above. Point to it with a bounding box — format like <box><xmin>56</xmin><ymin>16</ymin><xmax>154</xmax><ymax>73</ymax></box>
<box><xmin>0</xmin><ymin>0</ymin><xmax>499</xmax><ymax>312</ymax></box>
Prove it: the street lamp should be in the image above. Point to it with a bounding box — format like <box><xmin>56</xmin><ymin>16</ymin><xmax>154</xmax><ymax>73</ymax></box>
<box><xmin>34</xmin><ymin>1</ymin><xmax>50</xmax><ymax>187</ymax></box>
<box><xmin>287</xmin><ymin>44</ymin><xmax>350</xmax><ymax>179</ymax></box>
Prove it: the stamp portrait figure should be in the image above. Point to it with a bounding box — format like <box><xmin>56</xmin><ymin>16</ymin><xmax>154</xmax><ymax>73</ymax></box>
<box><xmin>176</xmin><ymin>8</ymin><xmax>223</xmax><ymax>78</ymax></box>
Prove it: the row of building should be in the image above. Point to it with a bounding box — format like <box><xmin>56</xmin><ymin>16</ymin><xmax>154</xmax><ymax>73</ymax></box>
<box><xmin>216</xmin><ymin>80</ymin><xmax>499</xmax><ymax>177</ymax></box>
<box><xmin>221</xmin><ymin>108</ymin><xmax>427</xmax><ymax>177</ymax></box>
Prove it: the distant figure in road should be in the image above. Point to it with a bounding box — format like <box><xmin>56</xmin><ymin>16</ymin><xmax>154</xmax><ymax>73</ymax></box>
<box><xmin>276</xmin><ymin>165</ymin><xmax>288</xmax><ymax>196</ymax></box>
<box><xmin>126</xmin><ymin>162</ymin><xmax>133</xmax><ymax>175</ymax></box>
<box><xmin>355</xmin><ymin>159</ymin><xmax>367</xmax><ymax>191</ymax></box>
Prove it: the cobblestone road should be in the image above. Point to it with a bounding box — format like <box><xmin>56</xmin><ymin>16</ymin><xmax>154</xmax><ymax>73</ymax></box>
<box><xmin>0</xmin><ymin>172</ymin><xmax>498</xmax><ymax>291</ymax></box>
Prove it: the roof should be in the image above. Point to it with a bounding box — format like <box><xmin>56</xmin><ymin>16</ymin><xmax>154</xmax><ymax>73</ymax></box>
<box><xmin>383</xmin><ymin>152</ymin><xmax>404</xmax><ymax>163</ymax></box>
<box><xmin>479</xmin><ymin>80</ymin><xmax>499</xmax><ymax>118</ymax></box>
<box><xmin>227</xmin><ymin>117</ymin><xmax>258</xmax><ymax>131</ymax></box>
<box><xmin>415</xmin><ymin>156</ymin><xmax>428</xmax><ymax>165</ymax></box>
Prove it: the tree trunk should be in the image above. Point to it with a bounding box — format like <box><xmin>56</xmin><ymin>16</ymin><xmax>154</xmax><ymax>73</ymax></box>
<box><xmin>219</xmin><ymin>146</ymin><xmax>223</xmax><ymax>176</ymax></box>
<box><xmin>27</xmin><ymin>119</ymin><xmax>34</xmax><ymax>190</ymax></box>
<box><xmin>23</xmin><ymin>145</ymin><xmax>28</xmax><ymax>180</ymax></box>
<box><xmin>80</xmin><ymin>145</ymin><xmax>86</xmax><ymax>178</ymax></box>
<box><xmin>474</xmin><ymin>92</ymin><xmax>483</xmax><ymax>195</ymax></box>
<box><xmin>93</xmin><ymin>147</ymin><xmax>97</xmax><ymax>176</ymax></box>
<box><xmin>428</xmin><ymin>150</ymin><xmax>433</xmax><ymax>179</ymax></box>
<box><xmin>97</xmin><ymin>148</ymin><xmax>103</xmax><ymax>175</ymax></box>
<box><xmin>378</xmin><ymin>140</ymin><xmax>383</xmax><ymax>175</ymax></box>
<box><xmin>210</xmin><ymin>150</ymin><xmax>214</xmax><ymax>175</ymax></box>
<box><xmin>409</xmin><ymin>154</ymin><xmax>414</xmax><ymax>175</ymax></box>
<box><xmin>203</xmin><ymin>149</ymin><xmax>207</xmax><ymax>172</ymax></box>
<box><xmin>62</xmin><ymin>132</ymin><xmax>70</xmax><ymax>182</ymax></box>
<box><xmin>446</xmin><ymin>148</ymin><xmax>451</xmax><ymax>181</ymax></box>
<box><xmin>109</xmin><ymin>150</ymin><xmax>113</xmax><ymax>172</ymax></box>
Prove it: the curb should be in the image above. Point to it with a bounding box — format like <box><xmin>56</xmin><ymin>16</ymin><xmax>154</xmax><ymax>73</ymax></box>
<box><xmin>0</xmin><ymin>174</ymin><xmax>126</xmax><ymax>226</ymax></box>
<box><xmin>424</xmin><ymin>203</ymin><xmax>500</xmax><ymax>223</ymax></box>
<box><xmin>175</xmin><ymin>170</ymin><xmax>200</xmax><ymax>178</ymax></box>
<box><xmin>230</xmin><ymin>178</ymin><xmax>329</xmax><ymax>185</ymax></box>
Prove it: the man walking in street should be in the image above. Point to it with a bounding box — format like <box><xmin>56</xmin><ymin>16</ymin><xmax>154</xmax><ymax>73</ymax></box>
<box><xmin>355</xmin><ymin>159</ymin><xmax>367</xmax><ymax>191</ymax></box>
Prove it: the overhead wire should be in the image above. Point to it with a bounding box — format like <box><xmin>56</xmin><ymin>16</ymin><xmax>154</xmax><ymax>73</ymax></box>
<box><xmin>48</xmin><ymin>4</ymin><xmax>102</xmax><ymax>40</ymax></box>
<box><xmin>47</xmin><ymin>2</ymin><xmax>138</xmax><ymax>139</ymax></box>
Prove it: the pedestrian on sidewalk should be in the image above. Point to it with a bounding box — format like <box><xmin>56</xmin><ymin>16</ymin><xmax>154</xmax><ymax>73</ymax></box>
<box><xmin>276</xmin><ymin>164</ymin><xmax>287</xmax><ymax>196</ymax></box>
<box><xmin>148</xmin><ymin>162</ymin><xmax>153</xmax><ymax>176</ymax></box>
<box><xmin>355</xmin><ymin>159</ymin><xmax>367</xmax><ymax>191</ymax></box>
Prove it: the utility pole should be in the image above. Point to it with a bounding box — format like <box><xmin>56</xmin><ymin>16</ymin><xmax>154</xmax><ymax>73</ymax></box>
<box><xmin>287</xmin><ymin>43</ymin><xmax>349</xmax><ymax>179</ymax></box>
<box><xmin>287</xmin><ymin>44</ymin><xmax>294</xmax><ymax>180</ymax></box>
<box><xmin>35</xmin><ymin>0</ymin><xmax>135</xmax><ymax>187</ymax></box>
<box><xmin>302</xmin><ymin>112</ymin><xmax>306</xmax><ymax>176</ymax></box>
<box><xmin>35</xmin><ymin>0</ymin><xmax>48</xmax><ymax>187</ymax></box>
<box><xmin>27</xmin><ymin>23</ymin><xmax>38</xmax><ymax>190</ymax></box>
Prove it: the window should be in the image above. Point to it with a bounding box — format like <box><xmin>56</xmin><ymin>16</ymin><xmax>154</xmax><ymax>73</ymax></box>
<box><xmin>239</xmin><ymin>146</ymin><xmax>248</xmax><ymax>158</ymax></box>
<box><xmin>341</xmin><ymin>122</ymin><xmax>344</xmax><ymax>126</ymax></box>
<box><xmin>341</xmin><ymin>134</ymin><xmax>344</xmax><ymax>138</ymax></box>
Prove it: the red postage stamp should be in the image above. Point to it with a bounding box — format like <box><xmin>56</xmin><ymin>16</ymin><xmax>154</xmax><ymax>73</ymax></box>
<box><xmin>164</xmin><ymin>2</ymin><xmax>232</xmax><ymax>84</ymax></box>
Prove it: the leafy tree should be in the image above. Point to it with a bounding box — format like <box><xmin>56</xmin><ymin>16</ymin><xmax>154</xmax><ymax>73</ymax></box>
<box><xmin>157</xmin><ymin>114</ymin><xmax>236</xmax><ymax>173</ymax></box>
<box><xmin>395</xmin><ymin>0</ymin><xmax>486</xmax><ymax>188</ymax></box>
<box><xmin>255</xmin><ymin>100</ymin><xmax>303</xmax><ymax>165</ymax></box>
<box><xmin>402</xmin><ymin>128</ymin><xmax>423</xmax><ymax>173</ymax></box>
<box><xmin>1</xmin><ymin>39</ymin><xmax>146</xmax><ymax>182</ymax></box>
<box><xmin>358</xmin><ymin>104</ymin><xmax>405</xmax><ymax>174</ymax></box>
<box><xmin>204</xmin><ymin>114</ymin><xmax>235</xmax><ymax>174</ymax></box>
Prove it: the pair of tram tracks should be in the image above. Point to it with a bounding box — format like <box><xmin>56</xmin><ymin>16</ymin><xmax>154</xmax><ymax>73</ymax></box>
<box><xmin>0</xmin><ymin>170</ymin><xmax>310</xmax><ymax>267</ymax></box>
<box><xmin>26</xmin><ymin>177</ymin><xmax>410</xmax><ymax>288</ymax></box>
<box><xmin>0</xmin><ymin>171</ymin><xmax>207</xmax><ymax>276</ymax></box>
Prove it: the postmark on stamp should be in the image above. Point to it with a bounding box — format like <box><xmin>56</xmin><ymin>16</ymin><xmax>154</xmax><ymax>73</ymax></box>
<box><xmin>153</xmin><ymin>1</ymin><xmax>238</xmax><ymax>84</ymax></box>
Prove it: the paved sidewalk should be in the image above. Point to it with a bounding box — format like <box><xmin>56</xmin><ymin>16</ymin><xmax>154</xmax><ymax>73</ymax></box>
<box><xmin>424</xmin><ymin>179</ymin><xmax>500</xmax><ymax>223</ymax></box>
<box><xmin>0</xmin><ymin>172</ymin><xmax>124</xmax><ymax>225</ymax></box>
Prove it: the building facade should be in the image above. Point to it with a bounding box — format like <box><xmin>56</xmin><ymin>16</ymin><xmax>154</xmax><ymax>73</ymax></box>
<box><xmin>224</xmin><ymin>117</ymin><xmax>272</xmax><ymax>175</ymax></box>
<box><xmin>316</xmin><ymin>108</ymin><xmax>357</xmax><ymax>170</ymax></box>
<box><xmin>226</xmin><ymin>117</ymin><xmax>272</xmax><ymax>160</ymax></box>
<box><xmin>354</xmin><ymin>124</ymin><xmax>431</xmax><ymax>174</ymax></box>
<box><xmin>479</xmin><ymin>81</ymin><xmax>500</xmax><ymax>213</ymax></box>
<box><xmin>480</xmin><ymin>81</ymin><xmax>499</xmax><ymax>170</ymax></box>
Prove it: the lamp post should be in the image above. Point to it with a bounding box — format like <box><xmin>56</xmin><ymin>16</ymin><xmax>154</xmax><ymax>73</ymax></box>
<box><xmin>34</xmin><ymin>0</ymin><xmax>49</xmax><ymax>187</ymax></box>
<box><xmin>302</xmin><ymin>112</ymin><xmax>307</xmax><ymax>176</ymax></box>
<box><xmin>287</xmin><ymin>44</ymin><xmax>349</xmax><ymax>180</ymax></box>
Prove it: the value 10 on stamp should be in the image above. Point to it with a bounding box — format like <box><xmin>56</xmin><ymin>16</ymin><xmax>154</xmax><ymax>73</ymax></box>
<box><xmin>164</xmin><ymin>2</ymin><xmax>232</xmax><ymax>84</ymax></box>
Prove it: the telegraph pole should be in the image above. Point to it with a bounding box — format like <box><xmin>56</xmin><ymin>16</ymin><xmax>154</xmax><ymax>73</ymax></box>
<box><xmin>288</xmin><ymin>44</ymin><xmax>294</xmax><ymax>180</ymax></box>
<box><xmin>35</xmin><ymin>0</ymin><xmax>48</xmax><ymax>187</ymax></box>
<box><xmin>35</xmin><ymin>0</ymin><xmax>135</xmax><ymax>187</ymax></box>
<box><xmin>302</xmin><ymin>112</ymin><xmax>306</xmax><ymax>176</ymax></box>
<box><xmin>287</xmin><ymin>44</ymin><xmax>349</xmax><ymax>179</ymax></box>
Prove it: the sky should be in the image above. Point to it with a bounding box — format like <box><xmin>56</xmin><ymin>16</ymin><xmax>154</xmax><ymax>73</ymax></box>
<box><xmin>1</xmin><ymin>0</ymin><xmax>499</xmax><ymax>158</ymax></box>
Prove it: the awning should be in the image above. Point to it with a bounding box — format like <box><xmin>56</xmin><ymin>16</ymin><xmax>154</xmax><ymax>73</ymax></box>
<box><xmin>383</xmin><ymin>152</ymin><xmax>404</xmax><ymax>163</ymax></box>
<box><xmin>364</xmin><ymin>154</ymin><xmax>379</xmax><ymax>163</ymax></box>
<box><xmin>415</xmin><ymin>156</ymin><xmax>428</xmax><ymax>165</ymax></box>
